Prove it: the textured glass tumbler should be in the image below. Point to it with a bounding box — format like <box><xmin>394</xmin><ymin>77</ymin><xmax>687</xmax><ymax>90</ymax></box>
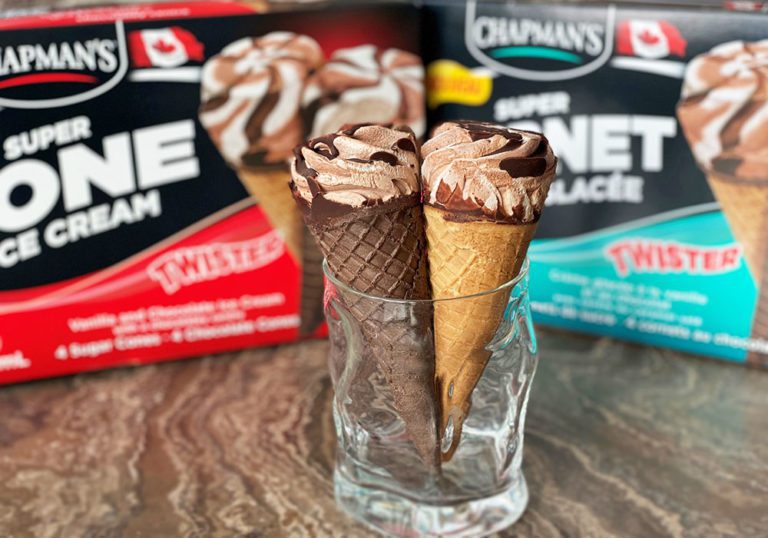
<box><xmin>323</xmin><ymin>259</ymin><xmax>539</xmax><ymax>538</ymax></box>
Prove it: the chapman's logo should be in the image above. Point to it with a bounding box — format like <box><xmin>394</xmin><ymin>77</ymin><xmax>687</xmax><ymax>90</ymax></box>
<box><xmin>0</xmin><ymin>22</ymin><xmax>128</xmax><ymax>109</ymax></box>
<box><xmin>465</xmin><ymin>1</ymin><xmax>616</xmax><ymax>81</ymax></box>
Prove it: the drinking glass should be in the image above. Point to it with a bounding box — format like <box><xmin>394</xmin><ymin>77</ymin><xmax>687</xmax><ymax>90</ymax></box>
<box><xmin>323</xmin><ymin>259</ymin><xmax>538</xmax><ymax>537</ymax></box>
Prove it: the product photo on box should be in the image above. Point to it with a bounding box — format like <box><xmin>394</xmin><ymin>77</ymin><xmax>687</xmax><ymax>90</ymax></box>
<box><xmin>423</xmin><ymin>0</ymin><xmax>768</xmax><ymax>366</ymax></box>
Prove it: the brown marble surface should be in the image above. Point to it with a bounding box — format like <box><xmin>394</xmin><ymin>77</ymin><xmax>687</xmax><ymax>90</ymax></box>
<box><xmin>0</xmin><ymin>329</ymin><xmax>766</xmax><ymax>537</ymax></box>
<box><xmin>1</xmin><ymin>0</ymin><xmax>766</xmax><ymax>534</ymax></box>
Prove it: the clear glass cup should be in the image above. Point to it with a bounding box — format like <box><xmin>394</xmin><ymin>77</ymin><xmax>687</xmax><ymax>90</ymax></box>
<box><xmin>323</xmin><ymin>259</ymin><xmax>538</xmax><ymax>537</ymax></box>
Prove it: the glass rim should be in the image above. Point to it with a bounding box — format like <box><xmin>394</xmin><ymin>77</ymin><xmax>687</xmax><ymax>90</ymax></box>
<box><xmin>322</xmin><ymin>257</ymin><xmax>529</xmax><ymax>305</ymax></box>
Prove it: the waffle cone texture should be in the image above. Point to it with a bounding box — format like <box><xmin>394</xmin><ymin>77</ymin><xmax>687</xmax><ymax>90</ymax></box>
<box><xmin>237</xmin><ymin>169</ymin><xmax>303</xmax><ymax>263</ymax></box>
<box><xmin>707</xmin><ymin>172</ymin><xmax>768</xmax><ymax>285</ymax></box>
<box><xmin>424</xmin><ymin>205</ymin><xmax>536</xmax><ymax>459</ymax></box>
<box><xmin>707</xmin><ymin>172</ymin><xmax>768</xmax><ymax>366</ymax></box>
<box><xmin>302</xmin><ymin>196</ymin><xmax>440</xmax><ymax>467</ymax></box>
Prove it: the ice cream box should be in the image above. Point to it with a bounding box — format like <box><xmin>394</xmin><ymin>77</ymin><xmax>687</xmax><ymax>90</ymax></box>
<box><xmin>0</xmin><ymin>1</ymin><xmax>424</xmax><ymax>384</ymax></box>
<box><xmin>422</xmin><ymin>0</ymin><xmax>768</xmax><ymax>365</ymax></box>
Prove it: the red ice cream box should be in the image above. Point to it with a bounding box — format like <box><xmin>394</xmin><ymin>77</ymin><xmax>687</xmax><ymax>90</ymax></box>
<box><xmin>0</xmin><ymin>1</ymin><xmax>425</xmax><ymax>384</ymax></box>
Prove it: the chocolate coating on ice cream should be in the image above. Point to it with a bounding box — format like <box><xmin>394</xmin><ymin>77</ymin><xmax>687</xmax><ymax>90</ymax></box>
<box><xmin>303</xmin><ymin>46</ymin><xmax>425</xmax><ymax>139</ymax></box>
<box><xmin>200</xmin><ymin>32</ymin><xmax>323</xmax><ymax>169</ymax></box>
<box><xmin>678</xmin><ymin>40</ymin><xmax>768</xmax><ymax>180</ymax></box>
<box><xmin>421</xmin><ymin>121</ymin><xmax>556</xmax><ymax>223</ymax></box>
<box><xmin>291</xmin><ymin>124</ymin><xmax>421</xmax><ymax>219</ymax></box>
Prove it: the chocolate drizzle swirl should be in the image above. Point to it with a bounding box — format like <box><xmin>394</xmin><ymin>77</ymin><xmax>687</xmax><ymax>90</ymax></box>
<box><xmin>290</xmin><ymin>124</ymin><xmax>421</xmax><ymax>221</ymax></box>
<box><xmin>421</xmin><ymin>120</ymin><xmax>557</xmax><ymax>223</ymax></box>
<box><xmin>199</xmin><ymin>33</ymin><xmax>323</xmax><ymax>169</ymax></box>
<box><xmin>302</xmin><ymin>45</ymin><xmax>426</xmax><ymax>139</ymax></box>
<box><xmin>677</xmin><ymin>40</ymin><xmax>768</xmax><ymax>181</ymax></box>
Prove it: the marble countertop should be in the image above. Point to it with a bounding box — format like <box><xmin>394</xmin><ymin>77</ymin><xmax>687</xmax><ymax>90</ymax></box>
<box><xmin>0</xmin><ymin>329</ymin><xmax>765</xmax><ymax>537</ymax></box>
<box><xmin>1</xmin><ymin>0</ymin><xmax>766</xmax><ymax>534</ymax></box>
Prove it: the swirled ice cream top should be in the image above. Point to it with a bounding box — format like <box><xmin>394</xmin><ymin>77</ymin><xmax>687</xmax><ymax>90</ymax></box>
<box><xmin>678</xmin><ymin>40</ymin><xmax>768</xmax><ymax>180</ymax></box>
<box><xmin>302</xmin><ymin>45</ymin><xmax>425</xmax><ymax>139</ymax></box>
<box><xmin>199</xmin><ymin>32</ymin><xmax>323</xmax><ymax>169</ymax></box>
<box><xmin>291</xmin><ymin>124</ymin><xmax>420</xmax><ymax>213</ymax></box>
<box><xmin>421</xmin><ymin>121</ymin><xmax>556</xmax><ymax>223</ymax></box>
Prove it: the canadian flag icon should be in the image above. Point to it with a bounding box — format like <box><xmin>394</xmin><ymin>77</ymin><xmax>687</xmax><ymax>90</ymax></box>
<box><xmin>616</xmin><ymin>20</ymin><xmax>687</xmax><ymax>59</ymax></box>
<box><xmin>128</xmin><ymin>27</ymin><xmax>205</xmax><ymax>68</ymax></box>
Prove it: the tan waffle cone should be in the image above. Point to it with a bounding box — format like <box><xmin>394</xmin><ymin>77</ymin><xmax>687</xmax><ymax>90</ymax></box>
<box><xmin>238</xmin><ymin>169</ymin><xmax>303</xmax><ymax>263</ymax></box>
<box><xmin>424</xmin><ymin>205</ymin><xmax>537</xmax><ymax>461</ymax></box>
<box><xmin>707</xmin><ymin>172</ymin><xmax>768</xmax><ymax>366</ymax></box>
<box><xmin>707</xmin><ymin>172</ymin><xmax>768</xmax><ymax>284</ymax></box>
<box><xmin>303</xmin><ymin>197</ymin><xmax>439</xmax><ymax>467</ymax></box>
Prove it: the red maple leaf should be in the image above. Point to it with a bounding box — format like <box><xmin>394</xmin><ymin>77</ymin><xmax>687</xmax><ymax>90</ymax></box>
<box><xmin>152</xmin><ymin>38</ymin><xmax>176</xmax><ymax>54</ymax></box>
<box><xmin>638</xmin><ymin>29</ymin><xmax>660</xmax><ymax>45</ymax></box>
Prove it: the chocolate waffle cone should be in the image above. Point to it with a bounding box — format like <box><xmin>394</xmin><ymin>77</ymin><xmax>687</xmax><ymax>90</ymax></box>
<box><xmin>299</xmin><ymin>227</ymin><xmax>325</xmax><ymax>336</ymax></box>
<box><xmin>708</xmin><ymin>172</ymin><xmax>768</xmax><ymax>366</ymax></box>
<box><xmin>301</xmin><ymin>195</ymin><xmax>439</xmax><ymax>467</ymax></box>
<box><xmin>424</xmin><ymin>205</ymin><xmax>537</xmax><ymax>461</ymax></box>
<box><xmin>238</xmin><ymin>168</ymin><xmax>303</xmax><ymax>263</ymax></box>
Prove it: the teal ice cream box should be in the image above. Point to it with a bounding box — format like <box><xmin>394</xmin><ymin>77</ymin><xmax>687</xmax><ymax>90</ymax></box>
<box><xmin>423</xmin><ymin>0</ymin><xmax>768</xmax><ymax>365</ymax></box>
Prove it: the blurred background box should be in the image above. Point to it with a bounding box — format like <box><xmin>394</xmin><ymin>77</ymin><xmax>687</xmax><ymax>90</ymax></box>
<box><xmin>0</xmin><ymin>0</ymin><xmax>422</xmax><ymax>384</ymax></box>
<box><xmin>423</xmin><ymin>0</ymin><xmax>768</xmax><ymax>366</ymax></box>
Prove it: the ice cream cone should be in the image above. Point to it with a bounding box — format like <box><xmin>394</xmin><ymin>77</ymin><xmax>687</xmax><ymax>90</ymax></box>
<box><xmin>421</xmin><ymin>121</ymin><xmax>556</xmax><ymax>460</ymax></box>
<box><xmin>676</xmin><ymin>41</ymin><xmax>768</xmax><ymax>365</ymax></box>
<box><xmin>306</xmin><ymin>197</ymin><xmax>438</xmax><ymax>466</ymax></box>
<box><xmin>237</xmin><ymin>168</ymin><xmax>303</xmax><ymax>263</ymax></box>
<box><xmin>240</xmin><ymin>168</ymin><xmax>326</xmax><ymax>336</ymax></box>
<box><xmin>708</xmin><ymin>173</ymin><xmax>768</xmax><ymax>366</ymax></box>
<box><xmin>706</xmin><ymin>172</ymin><xmax>768</xmax><ymax>285</ymax></box>
<box><xmin>291</xmin><ymin>125</ymin><xmax>439</xmax><ymax>467</ymax></box>
<box><xmin>199</xmin><ymin>34</ymin><xmax>327</xmax><ymax>336</ymax></box>
<box><xmin>425</xmin><ymin>205</ymin><xmax>536</xmax><ymax>459</ymax></box>
<box><xmin>303</xmin><ymin>45</ymin><xmax>426</xmax><ymax>139</ymax></box>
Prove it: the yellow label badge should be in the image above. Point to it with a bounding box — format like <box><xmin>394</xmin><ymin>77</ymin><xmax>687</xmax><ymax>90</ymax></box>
<box><xmin>426</xmin><ymin>60</ymin><xmax>493</xmax><ymax>109</ymax></box>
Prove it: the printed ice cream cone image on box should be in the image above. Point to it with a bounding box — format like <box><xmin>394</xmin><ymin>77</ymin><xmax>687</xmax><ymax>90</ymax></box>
<box><xmin>421</xmin><ymin>121</ymin><xmax>556</xmax><ymax>459</ymax></box>
<box><xmin>200</xmin><ymin>32</ymin><xmax>323</xmax><ymax>260</ymax></box>
<box><xmin>200</xmin><ymin>37</ymin><xmax>426</xmax><ymax>337</ymax></box>
<box><xmin>199</xmin><ymin>32</ymin><xmax>325</xmax><ymax>335</ymax></box>
<box><xmin>677</xmin><ymin>40</ymin><xmax>768</xmax><ymax>364</ymax></box>
<box><xmin>303</xmin><ymin>45</ymin><xmax>426</xmax><ymax>139</ymax></box>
